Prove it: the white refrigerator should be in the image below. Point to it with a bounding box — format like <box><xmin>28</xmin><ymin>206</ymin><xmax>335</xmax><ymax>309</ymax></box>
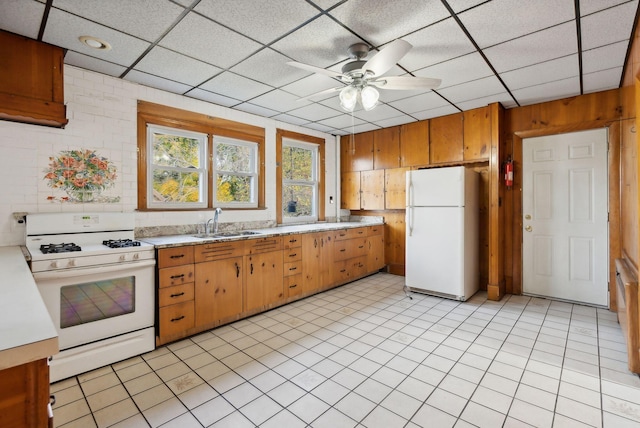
<box><xmin>405</xmin><ymin>166</ymin><xmax>479</xmax><ymax>301</ymax></box>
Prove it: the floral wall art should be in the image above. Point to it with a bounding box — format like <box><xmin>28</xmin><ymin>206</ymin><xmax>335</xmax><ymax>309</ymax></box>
<box><xmin>43</xmin><ymin>149</ymin><xmax>120</xmax><ymax>203</ymax></box>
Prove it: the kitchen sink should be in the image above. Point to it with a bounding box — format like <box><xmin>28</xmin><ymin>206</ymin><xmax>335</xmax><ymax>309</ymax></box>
<box><xmin>192</xmin><ymin>231</ymin><xmax>261</xmax><ymax>239</ymax></box>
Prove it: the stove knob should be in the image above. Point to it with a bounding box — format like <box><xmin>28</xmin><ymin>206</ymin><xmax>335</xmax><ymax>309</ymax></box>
<box><xmin>119</xmin><ymin>255</ymin><xmax>126</xmax><ymax>262</ymax></box>
<box><xmin>68</xmin><ymin>259</ymin><xmax>75</xmax><ymax>267</ymax></box>
<box><xmin>133</xmin><ymin>253</ymin><xmax>139</xmax><ymax>260</ymax></box>
<box><xmin>50</xmin><ymin>261</ymin><xmax>58</xmax><ymax>269</ymax></box>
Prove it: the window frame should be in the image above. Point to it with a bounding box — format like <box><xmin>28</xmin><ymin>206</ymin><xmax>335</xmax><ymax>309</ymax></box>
<box><xmin>281</xmin><ymin>138</ymin><xmax>319</xmax><ymax>223</ymax></box>
<box><xmin>137</xmin><ymin>101</ymin><xmax>265</xmax><ymax>211</ymax></box>
<box><xmin>213</xmin><ymin>135</ymin><xmax>259</xmax><ymax>209</ymax></box>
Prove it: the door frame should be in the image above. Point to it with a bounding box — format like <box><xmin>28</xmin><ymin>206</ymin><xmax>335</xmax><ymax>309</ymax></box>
<box><xmin>510</xmin><ymin>121</ymin><xmax>621</xmax><ymax>310</ymax></box>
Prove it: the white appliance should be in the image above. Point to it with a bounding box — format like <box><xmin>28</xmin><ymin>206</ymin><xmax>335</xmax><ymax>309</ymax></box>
<box><xmin>405</xmin><ymin>166</ymin><xmax>479</xmax><ymax>301</ymax></box>
<box><xmin>25</xmin><ymin>212</ymin><xmax>155</xmax><ymax>382</ymax></box>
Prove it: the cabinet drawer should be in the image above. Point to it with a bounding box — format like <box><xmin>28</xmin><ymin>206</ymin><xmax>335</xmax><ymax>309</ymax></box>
<box><xmin>334</xmin><ymin>238</ymin><xmax>367</xmax><ymax>261</ymax></box>
<box><xmin>159</xmin><ymin>283</ymin><xmax>194</xmax><ymax>307</ymax></box>
<box><xmin>158</xmin><ymin>264</ymin><xmax>194</xmax><ymax>288</ymax></box>
<box><xmin>367</xmin><ymin>225</ymin><xmax>383</xmax><ymax>236</ymax></box>
<box><xmin>285</xmin><ymin>274</ymin><xmax>303</xmax><ymax>298</ymax></box>
<box><xmin>158</xmin><ymin>265</ymin><xmax>193</xmax><ymax>288</ymax></box>
<box><xmin>335</xmin><ymin>227</ymin><xmax>367</xmax><ymax>240</ymax></box>
<box><xmin>159</xmin><ymin>301</ymin><xmax>194</xmax><ymax>337</ymax></box>
<box><xmin>284</xmin><ymin>246</ymin><xmax>302</xmax><ymax>261</ymax></box>
<box><xmin>195</xmin><ymin>241</ymin><xmax>244</xmax><ymax>263</ymax></box>
<box><xmin>284</xmin><ymin>260</ymin><xmax>302</xmax><ymax>276</ymax></box>
<box><xmin>245</xmin><ymin>237</ymin><xmax>282</xmax><ymax>254</ymax></box>
<box><xmin>283</xmin><ymin>235</ymin><xmax>302</xmax><ymax>249</ymax></box>
<box><xmin>158</xmin><ymin>246</ymin><xmax>194</xmax><ymax>268</ymax></box>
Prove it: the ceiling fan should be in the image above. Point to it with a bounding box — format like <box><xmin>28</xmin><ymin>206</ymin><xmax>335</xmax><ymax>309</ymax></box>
<box><xmin>287</xmin><ymin>39</ymin><xmax>441</xmax><ymax>112</ymax></box>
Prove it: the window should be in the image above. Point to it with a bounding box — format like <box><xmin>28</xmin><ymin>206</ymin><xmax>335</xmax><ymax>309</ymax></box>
<box><xmin>213</xmin><ymin>136</ymin><xmax>258</xmax><ymax>208</ymax></box>
<box><xmin>137</xmin><ymin>101</ymin><xmax>265</xmax><ymax>210</ymax></box>
<box><xmin>276</xmin><ymin>129</ymin><xmax>325</xmax><ymax>224</ymax></box>
<box><xmin>147</xmin><ymin>125</ymin><xmax>207</xmax><ymax>209</ymax></box>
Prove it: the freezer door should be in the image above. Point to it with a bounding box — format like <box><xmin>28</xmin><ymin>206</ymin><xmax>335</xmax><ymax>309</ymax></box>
<box><xmin>406</xmin><ymin>166</ymin><xmax>465</xmax><ymax>207</ymax></box>
<box><xmin>405</xmin><ymin>206</ymin><xmax>464</xmax><ymax>297</ymax></box>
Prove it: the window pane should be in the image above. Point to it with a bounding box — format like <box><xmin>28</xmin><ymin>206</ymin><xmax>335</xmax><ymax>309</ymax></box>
<box><xmin>217</xmin><ymin>174</ymin><xmax>252</xmax><ymax>203</ymax></box>
<box><xmin>153</xmin><ymin>169</ymin><xmax>202</xmax><ymax>202</ymax></box>
<box><xmin>283</xmin><ymin>184</ymin><xmax>313</xmax><ymax>217</ymax></box>
<box><xmin>282</xmin><ymin>146</ymin><xmax>312</xmax><ymax>181</ymax></box>
<box><xmin>152</xmin><ymin>133</ymin><xmax>201</xmax><ymax>168</ymax></box>
<box><xmin>216</xmin><ymin>143</ymin><xmax>252</xmax><ymax>172</ymax></box>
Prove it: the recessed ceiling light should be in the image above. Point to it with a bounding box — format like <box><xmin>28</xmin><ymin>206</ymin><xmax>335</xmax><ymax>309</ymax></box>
<box><xmin>79</xmin><ymin>36</ymin><xmax>111</xmax><ymax>51</ymax></box>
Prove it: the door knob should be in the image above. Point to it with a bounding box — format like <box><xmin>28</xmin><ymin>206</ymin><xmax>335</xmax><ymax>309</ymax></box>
<box><xmin>525</xmin><ymin>225</ymin><xmax>532</xmax><ymax>232</ymax></box>
<box><xmin>525</xmin><ymin>214</ymin><xmax>531</xmax><ymax>220</ymax></box>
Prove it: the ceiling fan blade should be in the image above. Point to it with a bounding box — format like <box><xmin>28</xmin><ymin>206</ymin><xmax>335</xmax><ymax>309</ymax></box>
<box><xmin>296</xmin><ymin>86</ymin><xmax>343</xmax><ymax>101</ymax></box>
<box><xmin>286</xmin><ymin>61</ymin><xmax>345</xmax><ymax>80</ymax></box>
<box><xmin>361</xmin><ymin>39</ymin><xmax>412</xmax><ymax>77</ymax></box>
<box><xmin>369</xmin><ymin>76</ymin><xmax>442</xmax><ymax>90</ymax></box>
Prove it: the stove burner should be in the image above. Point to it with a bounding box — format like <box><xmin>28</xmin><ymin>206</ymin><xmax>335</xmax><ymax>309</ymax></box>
<box><xmin>40</xmin><ymin>243</ymin><xmax>82</xmax><ymax>254</ymax></box>
<box><xmin>103</xmin><ymin>239</ymin><xmax>141</xmax><ymax>248</ymax></box>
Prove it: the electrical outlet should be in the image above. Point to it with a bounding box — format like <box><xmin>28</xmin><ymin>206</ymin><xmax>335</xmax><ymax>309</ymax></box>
<box><xmin>12</xmin><ymin>212</ymin><xmax>27</xmax><ymax>227</ymax></box>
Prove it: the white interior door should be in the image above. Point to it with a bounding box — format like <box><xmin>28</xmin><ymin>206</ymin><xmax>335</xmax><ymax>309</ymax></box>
<box><xmin>522</xmin><ymin>129</ymin><xmax>608</xmax><ymax>306</ymax></box>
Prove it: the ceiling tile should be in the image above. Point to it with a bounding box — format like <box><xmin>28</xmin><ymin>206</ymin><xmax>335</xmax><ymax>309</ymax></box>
<box><xmin>399</xmin><ymin>18</ymin><xmax>476</xmax><ymax>72</ymax></box>
<box><xmin>414</xmin><ymin>52</ymin><xmax>493</xmax><ymax>89</ymax></box>
<box><xmin>199</xmin><ymin>72</ymin><xmax>272</xmax><ymax>101</ymax></box>
<box><xmin>583</xmin><ymin>66</ymin><xmax>624</xmax><ymax>93</ymax></box>
<box><xmin>352</xmin><ymin>104</ymin><xmax>408</xmax><ymax>122</ymax></box>
<box><xmin>500</xmin><ymin>55</ymin><xmax>579</xmax><ymax>91</ymax></box>
<box><xmin>195</xmin><ymin>0</ymin><xmax>319</xmax><ymax>45</ymax></box>
<box><xmin>286</xmin><ymin>103</ymin><xmax>343</xmax><ymax>121</ymax></box>
<box><xmin>231</xmin><ymin>48</ymin><xmax>311</xmax><ymax>88</ymax></box>
<box><xmin>329</xmin><ymin>0</ymin><xmax>450</xmax><ymax>46</ymax></box>
<box><xmin>446</xmin><ymin>0</ymin><xmax>489</xmax><ymax>13</ymax></box>
<box><xmin>375</xmin><ymin>115</ymin><xmax>417</xmax><ymax>128</ymax></box>
<box><xmin>304</xmin><ymin>122</ymin><xmax>340</xmax><ymax>133</ymax></box>
<box><xmin>377</xmin><ymin>87</ymin><xmax>433</xmax><ymax>103</ymax></box>
<box><xmin>134</xmin><ymin>46</ymin><xmax>222</xmax><ymax>86</ymax></box>
<box><xmin>280</xmin><ymin>74</ymin><xmax>342</xmax><ymax>99</ymax></box>
<box><xmin>582</xmin><ymin>41</ymin><xmax>628</xmax><ymax>73</ymax></box>
<box><xmin>250</xmin><ymin>89</ymin><xmax>312</xmax><ymax>112</ymax></box>
<box><xmin>233</xmin><ymin>103</ymin><xmax>279</xmax><ymax>117</ymax></box>
<box><xmin>389</xmin><ymin>91</ymin><xmax>450</xmax><ymax>114</ymax></box>
<box><xmin>51</xmin><ymin>0</ymin><xmax>185</xmax><ymax>42</ymax></box>
<box><xmin>271</xmin><ymin>15</ymin><xmax>365</xmax><ymax>68</ymax></box>
<box><xmin>580</xmin><ymin>1</ymin><xmax>637</xmax><ymax>49</ymax></box>
<box><xmin>64</xmin><ymin>52</ymin><xmax>127</xmax><ymax>78</ymax></box>
<box><xmin>1</xmin><ymin>0</ymin><xmax>44</xmax><ymax>38</ymax></box>
<box><xmin>459</xmin><ymin>0</ymin><xmax>575</xmax><ymax>48</ymax></box>
<box><xmin>159</xmin><ymin>12</ymin><xmax>261</xmax><ymax>69</ymax></box>
<box><xmin>318</xmin><ymin>114</ymin><xmax>366</xmax><ymax>129</ymax></box>
<box><xmin>307</xmin><ymin>0</ymin><xmax>343</xmax><ymax>11</ymax></box>
<box><xmin>483</xmin><ymin>22</ymin><xmax>577</xmax><ymax>72</ymax></box>
<box><xmin>412</xmin><ymin>105</ymin><xmax>461</xmax><ymax>120</ymax></box>
<box><xmin>43</xmin><ymin>8</ymin><xmax>151</xmax><ymax>66</ymax></box>
<box><xmin>456</xmin><ymin>92</ymin><xmax>518</xmax><ymax>110</ymax></box>
<box><xmin>512</xmin><ymin>76</ymin><xmax>581</xmax><ymax>106</ymax></box>
<box><xmin>124</xmin><ymin>70</ymin><xmax>192</xmax><ymax>94</ymax></box>
<box><xmin>272</xmin><ymin>114</ymin><xmax>310</xmax><ymax>126</ymax></box>
<box><xmin>186</xmin><ymin>88</ymin><xmax>240</xmax><ymax>107</ymax></box>
<box><xmin>438</xmin><ymin>76</ymin><xmax>507</xmax><ymax>103</ymax></box>
<box><xmin>343</xmin><ymin>123</ymin><xmax>382</xmax><ymax>133</ymax></box>
<box><xmin>579</xmin><ymin>0</ymin><xmax>633</xmax><ymax>16</ymax></box>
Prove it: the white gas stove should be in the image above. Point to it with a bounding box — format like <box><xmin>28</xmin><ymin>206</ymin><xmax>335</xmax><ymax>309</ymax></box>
<box><xmin>25</xmin><ymin>212</ymin><xmax>156</xmax><ymax>382</ymax></box>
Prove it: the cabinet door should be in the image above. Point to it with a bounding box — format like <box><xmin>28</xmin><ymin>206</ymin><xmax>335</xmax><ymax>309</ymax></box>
<box><xmin>319</xmin><ymin>232</ymin><xmax>334</xmax><ymax>288</ymax></box>
<box><xmin>400</xmin><ymin>121</ymin><xmax>429</xmax><ymax>167</ymax></box>
<box><xmin>360</xmin><ymin>170</ymin><xmax>385</xmax><ymax>210</ymax></box>
<box><xmin>463</xmin><ymin>106</ymin><xmax>490</xmax><ymax>161</ymax></box>
<box><xmin>367</xmin><ymin>234</ymin><xmax>385</xmax><ymax>272</ymax></box>
<box><xmin>0</xmin><ymin>359</ymin><xmax>49</xmax><ymax>428</ymax></box>
<box><xmin>341</xmin><ymin>171</ymin><xmax>361</xmax><ymax>209</ymax></box>
<box><xmin>341</xmin><ymin>131</ymin><xmax>374</xmax><ymax>171</ymax></box>
<box><xmin>302</xmin><ymin>232</ymin><xmax>322</xmax><ymax>294</ymax></box>
<box><xmin>373</xmin><ymin>127</ymin><xmax>400</xmax><ymax>169</ymax></box>
<box><xmin>244</xmin><ymin>251</ymin><xmax>284</xmax><ymax>312</ymax></box>
<box><xmin>385</xmin><ymin>167</ymin><xmax>409</xmax><ymax>209</ymax></box>
<box><xmin>430</xmin><ymin>113</ymin><xmax>463</xmax><ymax>164</ymax></box>
<box><xmin>195</xmin><ymin>257</ymin><xmax>243</xmax><ymax>327</ymax></box>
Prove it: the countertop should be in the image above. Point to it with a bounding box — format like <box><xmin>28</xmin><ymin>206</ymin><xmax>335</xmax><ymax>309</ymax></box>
<box><xmin>142</xmin><ymin>221</ymin><xmax>384</xmax><ymax>248</ymax></box>
<box><xmin>0</xmin><ymin>246</ymin><xmax>58</xmax><ymax>370</ymax></box>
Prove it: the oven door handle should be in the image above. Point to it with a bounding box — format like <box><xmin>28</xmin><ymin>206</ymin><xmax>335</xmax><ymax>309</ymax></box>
<box><xmin>32</xmin><ymin>259</ymin><xmax>156</xmax><ymax>280</ymax></box>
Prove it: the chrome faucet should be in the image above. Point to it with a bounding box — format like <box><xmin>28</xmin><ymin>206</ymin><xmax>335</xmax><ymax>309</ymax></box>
<box><xmin>205</xmin><ymin>208</ymin><xmax>222</xmax><ymax>235</ymax></box>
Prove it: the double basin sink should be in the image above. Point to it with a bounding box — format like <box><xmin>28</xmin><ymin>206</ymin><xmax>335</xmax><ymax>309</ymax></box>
<box><xmin>191</xmin><ymin>230</ymin><xmax>261</xmax><ymax>239</ymax></box>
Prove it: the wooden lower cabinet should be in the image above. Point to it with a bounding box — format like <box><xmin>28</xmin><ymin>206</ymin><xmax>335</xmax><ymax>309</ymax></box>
<box><xmin>367</xmin><ymin>225</ymin><xmax>385</xmax><ymax>272</ymax></box>
<box><xmin>157</xmin><ymin>247</ymin><xmax>195</xmax><ymax>344</ymax></box>
<box><xmin>0</xmin><ymin>359</ymin><xmax>50</xmax><ymax>428</ymax></box>
<box><xmin>244</xmin><ymin>250</ymin><xmax>284</xmax><ymax>312</ymax></box>
<box><xmin>195</xmin><ymin>256</ymin><xmax>243</xmax><ymax>328</ymax></box>
<box><xmin>301</xmin><ymin>231</ymin><xmax>334</xmax><ymax>294</ymax></box>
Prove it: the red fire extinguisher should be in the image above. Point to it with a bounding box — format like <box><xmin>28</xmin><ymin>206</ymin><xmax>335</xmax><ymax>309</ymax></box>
<box><xmin>504</xmin><ymin>156</ymin><xmax>513</xmax><ymax>189</ymax></box>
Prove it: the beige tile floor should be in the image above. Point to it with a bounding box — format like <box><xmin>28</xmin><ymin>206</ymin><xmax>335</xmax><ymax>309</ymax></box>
<box><xmin>51</xmin><ymin>273</ymin><xmax>640</xmax><ymax>427</ymax></box>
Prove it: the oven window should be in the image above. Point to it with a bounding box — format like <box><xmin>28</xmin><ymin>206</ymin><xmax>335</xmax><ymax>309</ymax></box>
<box><xmin>60</xmin><ymin>276</ymin><xmax>135</xmax><ymax>329</ymax></box>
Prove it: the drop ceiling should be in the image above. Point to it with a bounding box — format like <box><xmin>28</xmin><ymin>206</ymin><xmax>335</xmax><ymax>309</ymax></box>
<box><xmin>1</xmin><ymin>0</ymin><xmax>637</xmax><ymax>135</ymax></box>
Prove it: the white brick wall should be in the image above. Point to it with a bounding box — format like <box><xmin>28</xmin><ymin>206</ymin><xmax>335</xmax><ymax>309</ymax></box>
<box><xmin>0</xmin><ymin>65</ymin><xmax>337</xmax><ymax>246</ymax></box>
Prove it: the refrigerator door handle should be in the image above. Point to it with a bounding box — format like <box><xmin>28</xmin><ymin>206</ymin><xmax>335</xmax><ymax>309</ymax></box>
<box><xmin>407</xmin><ymin>171</ymin><xmax>414</xmax><ymax>236</ymax></box>
<box><xmin>408</xmin><ymin>206</ymin><xmax>413</xmax><ymax>236</ymax></box>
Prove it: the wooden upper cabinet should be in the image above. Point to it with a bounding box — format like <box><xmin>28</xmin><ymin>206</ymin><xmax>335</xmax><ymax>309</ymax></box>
<box><xmin>430</xmin><ymin>113</ymin><xmax>463</xmax><ymax>164</ymax></box>
<box><xmin>373</xmin><ymin>126</ymin><xmax>400</xmax><ymax>169</ymax></box>
<box><xmin>0</xmin><ymin>31</ymin><xmax>68</xmax><ymax>128</ymax></box>
<box><xmin>341</xmin><ymin>132</ymin><xmax>374</xmax><ymax>172</ymax></box>
<box><xmin>341</xmin><ymin>171</ymin><xmax>361</xmax><ymax>210</ymax></box>
<box><xmin>385</xmin><ymin>167</ymin><xmax>409</xmax><ymax>209</ymax></box>
<box><xmin>400</xmin><ymin>121</ymin><xmax>429</xmax><ymax>167</ymax></box>
<box><xmin>360</xmin><ymin>170</ymin><xmax>385</xmax><ymax>210</ymax></box>
<box><xmin>463</xmin><ymin>106</ymin><xmax>491</xmax><ymax>161</ymax></box>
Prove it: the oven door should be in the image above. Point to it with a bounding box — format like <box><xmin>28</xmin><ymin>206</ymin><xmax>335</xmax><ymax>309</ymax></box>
<box><xmin>33</xmin><ymin>260</ymin><xmax>155</xmax><ymax>350</ymax></box>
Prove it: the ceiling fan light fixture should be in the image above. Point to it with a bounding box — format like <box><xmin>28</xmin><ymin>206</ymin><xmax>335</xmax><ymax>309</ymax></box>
<box><xmin>339</xmin><ymin>86</ymin><xmax>358</xmax><ymax>112</ymax></box>
<box><xmin>360</xmin><ymin>86</ymin><xmax>379</xmax><ymax>111</ymax></box>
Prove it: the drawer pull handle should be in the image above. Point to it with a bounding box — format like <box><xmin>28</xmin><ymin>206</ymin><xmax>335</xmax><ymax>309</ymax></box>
<box><xmin>171</xmin><ymin>315</ymin><xmax>185</xmax><ymax>322</ymax></box>
<box><xmin>289</xmin><ymin>284</ymin><xmax>298</xmax><ymax>288</ymax></box>
<box><xmin>340</xmin><ymin>249</ymin><xmax>346</xmax><ymax>252</ymax></box>
<box><xmin>289</xmin><ymin>239</ymin><xmax>297</xmax><ymax>243</ymax></box>
<box><xmin>340</xmin><ymin>269</ymin><xmax>346</xmax><ymax>273</ymax></box>
<box><xmin>170</xmin><ymin>274</ymin><xmax>185</xmax><ymax>279</ymax></box>
<box><xmin>358</xmin><ymin>245</ymin><xmax>364</xmax><ymax>249</ymax></box>
<box><xmin>236</xmin><ymin>262</ymin><xmax>240</xmax><ymax>278</ymax></box>
<box><xmin>289</xmin><ymin>267</ymin><xmax>297</xmax><ymax>271</ymax></box>
<box><xmin>289</xmin><ymin>253</ymin><xmax>297</xmax><ymax>257</ymax></box>
<box><xmin>170</xmin><ymin>254</ymin><xmax>185</xmax><ymax>259</ymax></box>
<box><xmin>170</xmin><ymin>292</ymin><xmax>185</xmax><ymax>298</ymax></box>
